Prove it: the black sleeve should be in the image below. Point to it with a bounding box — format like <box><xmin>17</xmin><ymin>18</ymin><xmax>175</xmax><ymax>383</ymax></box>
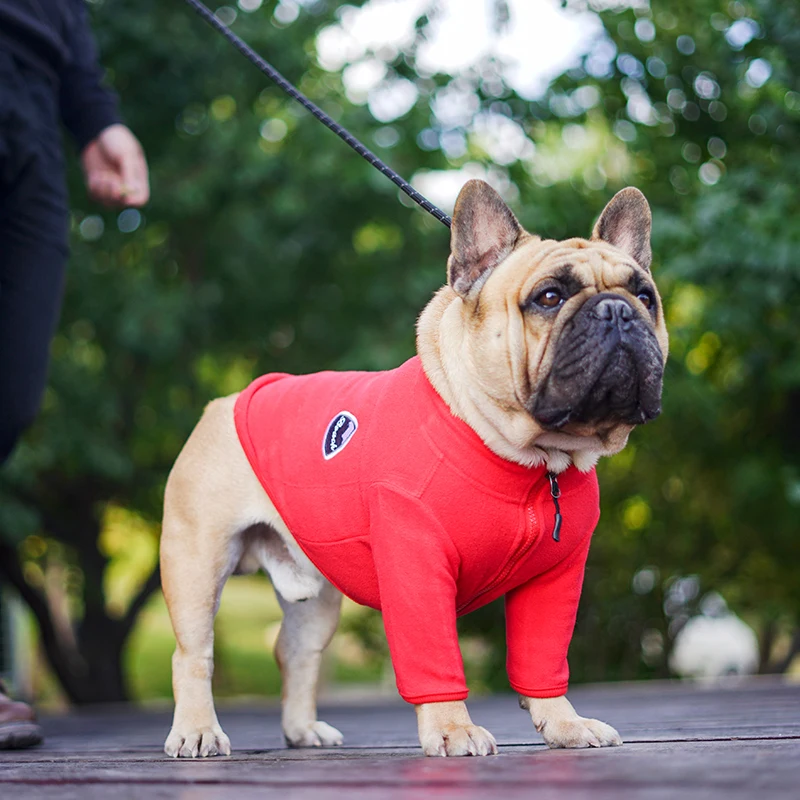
<box><xmin>59</xmin><ymin>0</ymin><xmax>122</xmax><ymax>152</ymax></box>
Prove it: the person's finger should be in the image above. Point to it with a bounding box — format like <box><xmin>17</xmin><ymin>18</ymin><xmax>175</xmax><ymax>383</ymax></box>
<box><xmin>87</xmin><ymin>171</ymin><xmax>124</xmax><ymax>206</ymax></box>
<box><xmin>118</xmin><ymin>147</ymin><xmax>150</xmax><ymax>207</ymax></box>
<box><xmin>85</xmin><ymin>171</ymin><xmax>109</xmax><ymax>202</ymax></box>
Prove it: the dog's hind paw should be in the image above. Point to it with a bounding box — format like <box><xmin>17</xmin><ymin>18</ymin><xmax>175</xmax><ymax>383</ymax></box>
<box><xmin>284</xmin><ymin>720</ymin><xmax>344</xmax><ymax>748</ymax></box>
<box><xmin>164</xmin><ymin>725</ymin><xmax>231</xmax><ymax>758</ymax></box>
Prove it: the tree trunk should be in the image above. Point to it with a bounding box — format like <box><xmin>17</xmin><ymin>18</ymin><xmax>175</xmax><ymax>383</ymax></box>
<box><xmin>758</xmin><ymin>618</ymin><xmax>778</xmax><ymax>673</ymax></box>
<box><xmin>775</xmin><ymin>627</ymin><xmax>800</xmax><ymax>675</ymax></box>
<box><xmin>0</xmin><ymin>534</ymin><xmax>160</xmax><ymax>704</ymax></box>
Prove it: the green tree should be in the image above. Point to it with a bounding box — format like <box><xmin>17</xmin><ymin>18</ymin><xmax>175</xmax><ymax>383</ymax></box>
<box><xmin>1</xmin><ymin>0</ymin><xmax>449</xmax><ymax>702</ymax></box>
<box><xmin>566</xmin><ymin>0</ymin><xmax>800</xmax><ymax>680</ymax></box>
<box><xmin>463</xmin><ymin>0</ymin><xmax>800</xmax><ymax>684</ymax></box>
<box><xmin>2</xmin><ymin>0</ymin><xmax>798</xmax><ymax>702</ymax></box>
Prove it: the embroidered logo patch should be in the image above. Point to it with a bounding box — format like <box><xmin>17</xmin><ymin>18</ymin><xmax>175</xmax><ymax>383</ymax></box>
<box><xmin>323</xmin><ymin>411</ymin><xmax>358</xmax><ymax>460</ymax></box>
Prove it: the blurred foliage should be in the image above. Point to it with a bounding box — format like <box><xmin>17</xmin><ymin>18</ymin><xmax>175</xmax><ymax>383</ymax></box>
<box><xmin>1</xmin><ymin>0</ymin><xmax>799</xmax><ymax>701</ymax></box>
<box><xmin>561</xmin><ymin>0</ymin><xmax>800</xmax><ymax>683</ymax></box>
<box><xmin>470</xmin><ymin>0</ymin><xmax>800</xmax><ymax>685</ymax></box>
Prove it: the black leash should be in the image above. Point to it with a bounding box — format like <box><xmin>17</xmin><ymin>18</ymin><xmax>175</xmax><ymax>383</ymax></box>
<box><xmin>182</xmin><ymin>0</ymin><xmax>452</xmax><ymax>228</ymax></box>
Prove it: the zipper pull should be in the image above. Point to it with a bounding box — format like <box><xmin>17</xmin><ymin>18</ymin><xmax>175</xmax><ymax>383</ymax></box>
<box><xmin>547</xmin><ymin>472</ymin><xmax>562</xmax><ymax>542</ymax></box>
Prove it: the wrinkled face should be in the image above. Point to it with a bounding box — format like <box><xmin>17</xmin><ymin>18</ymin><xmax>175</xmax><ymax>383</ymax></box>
<box><xmin>445</xmin><ymin>180</ymin><xmax>668</xmax><ymax>453</ymax></box>
<box><xmin>479</xmin><ymin>237</ymin><xmax>667</xmax><ymax>439</ymax></box>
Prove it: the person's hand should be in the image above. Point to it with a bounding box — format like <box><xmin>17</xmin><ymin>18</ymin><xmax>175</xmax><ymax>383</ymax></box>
<box><xmin>81</xmin><ymin>124</ymin><xmax>150</xmax><ymax>207</ymax></box>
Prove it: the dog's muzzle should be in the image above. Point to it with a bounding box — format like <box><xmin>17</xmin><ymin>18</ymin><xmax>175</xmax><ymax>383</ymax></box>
<box><xmin>531</xmin><ymin>293</ymin><xmax>664</xmax><ymax>430</ymax></box>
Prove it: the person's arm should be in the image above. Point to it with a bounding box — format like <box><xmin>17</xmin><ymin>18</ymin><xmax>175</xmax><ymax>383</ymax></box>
<box><xmin>504</xmin><ymin>532</ymin><xmax>593</xmax><ymax>698</ymax></box>
<box><xmin>61</xmin><ymin>1</ymin><xmax>149</xmax><ymax>207</ymax></box>
<box><xmin>59</xmin><ymin>0</ymin><xmax>121</xmax><ymax>152</ymax></box>
<box><xmin>369</xmin><ymin>484</ymin><xmax>467</xmax><ymax>704</ymax></box>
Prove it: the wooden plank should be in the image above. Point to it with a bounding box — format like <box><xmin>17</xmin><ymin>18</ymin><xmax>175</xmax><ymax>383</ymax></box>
<box><xmin>0</xmin><ymin>679</ymin><xmax>797</xmax><ymax>799</ymax></box>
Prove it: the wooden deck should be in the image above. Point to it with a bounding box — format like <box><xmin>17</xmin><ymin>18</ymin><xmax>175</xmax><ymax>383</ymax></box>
<box><xmin>1</xmin><ymin>678</ymin><xmax>798</xmax><ymax>798</ymax></box>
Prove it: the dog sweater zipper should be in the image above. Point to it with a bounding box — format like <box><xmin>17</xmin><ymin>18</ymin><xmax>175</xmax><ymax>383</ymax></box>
<box><xmin>547</xmin><ymin>472</ymin><xmax>562</xmax><ymax>542</ymax></box>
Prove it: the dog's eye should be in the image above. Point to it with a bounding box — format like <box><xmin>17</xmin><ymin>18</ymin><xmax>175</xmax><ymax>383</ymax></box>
<box><xmin>534</xmin><ymin>289</ymin><xmax>564</xmax><ymax>309</ymax></box>
<box><xmin>637</xmin><ymin>290</ymin><xmax>655</xmax><ymax>310</ymax></box>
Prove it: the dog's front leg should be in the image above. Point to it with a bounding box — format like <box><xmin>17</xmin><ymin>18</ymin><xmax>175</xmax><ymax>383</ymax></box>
<box><xmin>506</xmin><ymin>537</ymin><xmax>621</xmax><ymax>749</ymax></box>
<box><xmin>519</xmin><ymin>694</ymin><xmax>622</xmax><ymax>749</ymax></box>
<box><xmin>367</xmin><ymin>486</ymin><xmax>499</xmax><ymax>757</ymax></box>
<box><xmin>416</xmin><ymin>701</ymin><xmax>498</xmax><ymax>757</ymax></box>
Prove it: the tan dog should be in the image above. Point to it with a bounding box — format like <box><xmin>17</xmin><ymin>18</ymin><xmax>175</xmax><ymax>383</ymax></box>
<box><xmin>161</xmin><ymin>181</ymin><xmax>668</xmax><ymax>758</ymax></box>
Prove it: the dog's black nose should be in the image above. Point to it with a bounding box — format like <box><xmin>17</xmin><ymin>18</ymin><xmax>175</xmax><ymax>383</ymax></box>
<box><xmin>593</xmin><ymin>297</ymin><xmax>634</xmax><ymax>329</ymax></box>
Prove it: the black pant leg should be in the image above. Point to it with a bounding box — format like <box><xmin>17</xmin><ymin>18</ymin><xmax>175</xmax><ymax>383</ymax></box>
<box><xmin>0</xmin><ymin>53</ymin><xmax>69</xmax><ymax>465</ymax></box>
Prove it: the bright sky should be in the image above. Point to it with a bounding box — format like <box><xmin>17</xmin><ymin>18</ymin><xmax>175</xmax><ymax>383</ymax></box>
<box><xmin>316</xmin><ymin>0</ymin><xmax>603</xmax><ymax>101</ymax></box>
<box><xmin>309</xmin><ymin>0</ymin><xmax>611</xmax><ymax>209</ymax></box>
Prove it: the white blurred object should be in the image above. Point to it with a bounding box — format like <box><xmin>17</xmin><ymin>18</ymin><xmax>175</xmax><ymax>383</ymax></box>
<box><xmin>669</xmin><ymin>596</ymin><xmax>760</xmax><ymax>679</ymax></box>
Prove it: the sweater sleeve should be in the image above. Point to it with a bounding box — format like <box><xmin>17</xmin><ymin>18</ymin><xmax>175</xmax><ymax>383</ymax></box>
<box><xmin>59</xmin><ymin>0</ymin><xmax>122</xmax><ymax>151</ymax></box>
<box><xmin>369</xmin><ymin>483</ymin><xmax>467</xmax><ymax>705</ymax></box>
<box><xmin>505</xmin><ymin>531</ymin><xmax>593</xmax><ymax>698</ymax></box>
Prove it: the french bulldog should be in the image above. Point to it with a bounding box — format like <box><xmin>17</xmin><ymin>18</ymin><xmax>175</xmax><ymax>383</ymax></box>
<box><xmin>161</xmin><ymin>180</ymin><xmax>668</xmax><ymax>758</ymax></box>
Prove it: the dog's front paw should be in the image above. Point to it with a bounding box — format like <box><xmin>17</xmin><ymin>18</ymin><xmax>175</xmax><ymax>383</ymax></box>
<box><xmin>164</xmin><ymin>725</ymin><xmax>231</xmax><ymax>758</ymax></box>
<box><xmin>284</xmin><ymin>720</ymin><xmax>344</xmax><ymax>748</ymax></box>
<box><xmin>420</xmin><ymin>723</ymin><xmax>498</xmax><ymax>757</ymax></box>
<box><xmin>540</xmin><ymin>716</ymin><xmax>622</xmax><ymax>749</ymax></box>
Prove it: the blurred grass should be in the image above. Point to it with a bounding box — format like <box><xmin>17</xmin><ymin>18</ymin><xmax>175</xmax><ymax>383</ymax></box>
<box><xmin>100</xmin><ymin>507</ymin><xmax>390</xmax><ymax>703</ymax></box>
<box><xmin>126</xmin><ymin>576</ymin><xmax>281</xmax><ymax>701</ymax></box>
<box><xmin>125</xmin><ymin>575</ymin><xmax>386</xmax><ymax>703</ymax></box>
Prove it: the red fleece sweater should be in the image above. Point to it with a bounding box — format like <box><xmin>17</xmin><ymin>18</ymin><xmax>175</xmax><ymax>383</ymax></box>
<box><xmin>234</xmin><ymin>357</ymin><xmax>600</xmax><ymax>704</ymax></box>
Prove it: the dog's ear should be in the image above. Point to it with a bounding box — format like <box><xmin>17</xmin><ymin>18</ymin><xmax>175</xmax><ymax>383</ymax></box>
<box><xmin>447</xmin><ymin>179</ymin><xmax>522</xmax><ymax>297</ymax></box>
<box><xmin>591</xmin><ymin>187</ymin><xmax>652</xmax><ymax>270</ymax></box>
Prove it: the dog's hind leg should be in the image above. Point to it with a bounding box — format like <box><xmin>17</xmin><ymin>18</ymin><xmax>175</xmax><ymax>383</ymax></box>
<box><xmin>162</xmin><ymin>516</ymin><xmax>236</xmax><ymax>758</ymax></box>
<box><xmin>161</xmin><ymin>396</ymin><xmax>259</xmax><ymax>758</ymax></box>
<box><xmin>275</xmin><ymin>580</ymin><xmax>344</xmax><ymax>747</ymax></box>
